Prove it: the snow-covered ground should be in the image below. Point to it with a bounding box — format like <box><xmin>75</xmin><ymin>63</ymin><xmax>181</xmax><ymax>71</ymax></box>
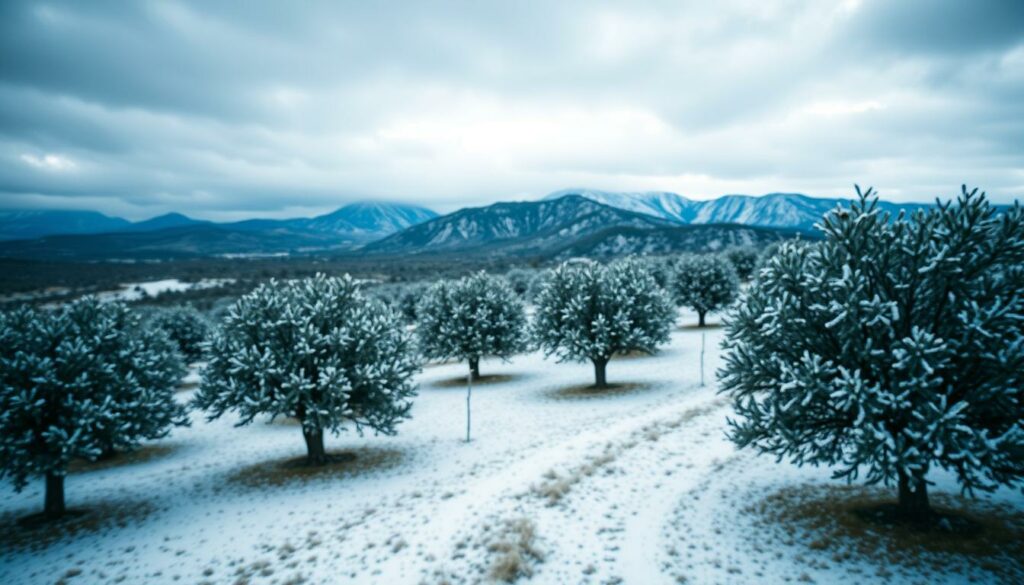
<box><xmin>2</xmin><ymin>311</ymin><xmax>1021</xmax><ymax>584</ymax></box>
<box><xmin>95</xmin><ymin>278</ymin><xmax>234</xmax><ymax>302</ymax></box>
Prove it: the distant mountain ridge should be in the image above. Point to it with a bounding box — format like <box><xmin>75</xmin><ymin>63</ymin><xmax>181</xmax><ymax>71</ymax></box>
<box><xmin>364</xmin><ymin>195</ymin><xmax>677</xmax><ymax>256</ymax></box>
<box><xmin>0</xmin><ymin>209</ymin><xmax>131</xmax><ymax>241</ymax></box>
<box><xmin>0</xmin><ymin>224</ymin><xmax>345</xmax><ymax>261</ymax></box>
<box><xmin>0</xmin><ymin>189</ymin><xmax>953</xmax><ymax>261</ymax></box>
<box><xmin>545</xmin><ymin>189</ymin><xmax>934</xmax><ymax>232</ymax></box>
<box><xmin>0</xmin><ymin>201</ymin><xmax>438</xmax><ymax>242</ymax></box>
<box><xmin>363</xmin><ymin>194</ymin><xmax>809</xmax><ymax>259</ymax></box>
<box><xmin>554</xmin><ymin>223</ymin><xmax>810</xmax><ymax>259</ymax></box>
<box><xmin>123</xmin><ymin>212</ymin><xmax>209</xmax><ymax>232</ymax></box>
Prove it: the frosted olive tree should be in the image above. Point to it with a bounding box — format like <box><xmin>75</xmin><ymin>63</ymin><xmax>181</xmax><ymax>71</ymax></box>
<box><xmin>503</xmin><ymin>268</ymin><xmax>536</xmax><ymax>299</ymax></box>
<box><xmin>671</xmin><ymin>254</ymin><xmax>739</xmax><ymax>327</ymax></box>
<box><xmin>533</xmin><ymin>259</ymin><xmax>675</xmax><ymax>388</ymax></box>
<box><xmin>719</xmin><ymin>186</ymin><xmax>1024</xmax><ymax>522</ymax></box>
<box><xmin>196</xmin><ymin>274</ymin><xmax>419</xmax><ymax>465</ymax></box>
<box><xmin>149</xmin><ymin>305</ymin><xmax>211</xmax><ymax>362</ymax></box>
<box><xmin>0</xmin><ymin>299</ymin><xmax>188</xmax><ymax>519</ymax></box>
<box><xmin>398</xmin><ymin>283</ymin><xmax>426</xmax><ymax>324</ymax></box>
<box><xmin>417</xmin><ymin>272</ymin><xmax>528</xmax><ymax>379</ymax></box>
<box><xmin>641</xmin><ymin>256</ymin><xmax>676</xmax><ymax>289</ymax></box>
<box><xmin>724</xmin><ymin>246</ymin><xmax>760</xmax><ymax>281</ymax></box>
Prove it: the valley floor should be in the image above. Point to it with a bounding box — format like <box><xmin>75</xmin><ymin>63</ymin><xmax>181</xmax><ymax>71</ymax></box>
<box><xmin>2</xmin><ymin>312</ymin><xmax>1022</xmax><ymax>584</ymax></box>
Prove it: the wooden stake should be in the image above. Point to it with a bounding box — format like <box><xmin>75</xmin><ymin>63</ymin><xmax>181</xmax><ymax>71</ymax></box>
<box><xmin>466</xmin><ymin>361</ymin><xmax>473</xmax><ymax>443</ymax></box>
<box><xmin>700</xmin><ymin>330</ymin><xmax>706</xmax><ymax>387</ymax></box>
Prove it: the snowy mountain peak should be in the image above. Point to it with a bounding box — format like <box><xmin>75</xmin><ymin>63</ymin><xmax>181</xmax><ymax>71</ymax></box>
<box><xmin>302</xmin><ymin>201</ymin><xmax>438</xmax><ymax>236</ymax></box>
<box><xmin>544</xmin><ymin>189</ymin><xmax>931</xmax><ymax>232</ymax></box>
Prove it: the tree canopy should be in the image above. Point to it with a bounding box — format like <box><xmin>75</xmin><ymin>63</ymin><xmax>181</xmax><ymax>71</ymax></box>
<box><xmin>533</xmin><ymin>258</ymin><xmax>674</xmax><ymax>387</ymax></box>
<box><xmin>719</xmin><ymin>186</ymin><xmax>1024</xmax><ymax>520</ymax></box>
<box><xmin>196</xmin><ymin>274</ymin><xmax>419</xmax><ymax>465</ymax></box>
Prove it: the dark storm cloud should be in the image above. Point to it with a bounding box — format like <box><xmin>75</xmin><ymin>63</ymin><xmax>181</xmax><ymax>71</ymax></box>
<box><xmin>0</xmin><ymin>0</ymin><xmax>1021</xmax><ymax>220</ymax></box>
<box><xmin>844</xmin><ymin>0</ymin><xmax>1024</xmax><ymax>56</ymax></box>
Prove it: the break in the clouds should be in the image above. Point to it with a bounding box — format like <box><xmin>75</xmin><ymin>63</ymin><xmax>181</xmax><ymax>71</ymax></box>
<box><xmin>0</xmin><ymin>0</ymin><xmax>1022</xmax><ymax>220</ymax></box>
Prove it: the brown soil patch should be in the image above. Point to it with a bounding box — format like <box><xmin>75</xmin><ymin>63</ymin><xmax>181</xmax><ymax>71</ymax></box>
<box><xmin>176</xmin><ymin>380</ymin><xmax>200</xmax><ymax>393</ymax></box>
<box><xmin>544</xmin><ymin>382</ymin><xmax>656</xmax><ymax>401</ymax></box>
<box><xmin>2</xmin><ymin>499</ymin><xmax>157</xmax><ymax>553</ymax></box>
<box><xmin>748</xmin><ymin>483</ymin><xmax>1024</xmax><ymax>583</ymax></box>
<box><xmin>422</xmin><ymin>358</ymin><xmax>462</xmax><ymax>368</ymax></box>
<box><xmin>263</xmin><ymin>415</ymin><xmax>303</xmax><ymax>426</ymax></box>
<box><xmin>68</xmin><ymin>443</ymin><xmax>178</xmax><ymax>474</ymax></box>
<box><xmin>226</xmin><ymin>447</ymin><xmax>405</xmax><ymax>488</ymax></box>
<box><xmin>613</xmin><ymin>349</ymin><xmax>671</xmax><ymax>360</ymax></box>
<box><xmin>431</xmin><ymin>373</ymin><xmax>529</xmax><ymax>389</ymax></box>
<box><xmin>677</xmin><ymin>322</ymin><xmax>723</xmax><ymax>330</ymax></box>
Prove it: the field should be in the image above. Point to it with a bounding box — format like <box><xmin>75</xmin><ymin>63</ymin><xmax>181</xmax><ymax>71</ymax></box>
<box><xmin>2</xmin><ymin>310</ymin><xmax>1022</xmax><ymax>585</ymax></box>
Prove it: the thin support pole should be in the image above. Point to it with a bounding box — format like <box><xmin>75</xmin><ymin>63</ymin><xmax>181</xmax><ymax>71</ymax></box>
<box><xmin>466</xmin><ymin>361</ymin><xmax>473</xmax><ymax>443</ymax></box>
<box><xmin>700</xmin><ymin>330</ymin><xmax>706</xmax><ymax>387</ymax></box>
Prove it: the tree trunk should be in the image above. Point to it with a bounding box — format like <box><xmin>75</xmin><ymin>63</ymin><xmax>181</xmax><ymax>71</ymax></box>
<box><xmin>469</xmin><ymin>357</ymin><xmax>481</xmax><ymax>381</ymax></box>
<box><xmin>98</xmin><ymin>444</ymin><xmax>118</xmax><ymax>461</ymax></box>
<box><xmin>593</xmin><ymin>357</ymin><xmax>609</xmax><ymax>388</ymax></box>
<box><xmin>897</xmin><ymin>469</ymin><xmax>931</xmax><ymax>522</ymax></box>
<box><xmin>45</xmin><ymin>472</ymin><xmax>66</xmax><ymax>519</ymax></box>
<box><xmin>302</xmin><ymin>426</ymin><xmax>327</xmax><ymax>466</ymax></box>
<box><xmin>698</xmin><ymin>310</ymin><xmax>707</xmax><ymax>328</ymax></box>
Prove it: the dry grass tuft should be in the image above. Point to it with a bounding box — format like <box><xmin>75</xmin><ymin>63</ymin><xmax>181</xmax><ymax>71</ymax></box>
<box><xmin>533</xmin><ymin>447</ymin><xmax>620</xmax><ymax>505</ymax></box>
<box><xmin>226</xmin><ymin>447</ymin><xmax>404</xmax><ymax>488</ymax></box>
<box><xmin>531</xmin><ymin>399</ymin><xmax>725</xmax><ymax>505</ymax></box>
<box><xmin>487</xmin><ymin>518</ymin><xmax>544</xmax><ymax>582</ymax></box>
<box><xmin>748</xmin><ymin>483</ymin><xmax>1024</xmax><ymax>583</ymax></box>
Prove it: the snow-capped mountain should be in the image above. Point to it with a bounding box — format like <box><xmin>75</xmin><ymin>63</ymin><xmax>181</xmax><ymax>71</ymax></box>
<box><xmin>0</xmin><ymin>201</ymin><xmax>440</xmax><ymax>259</ymax></box>
<box><xmin>546</xmin><ymin>189</ymin><xmax>933</xmax><ymax>232</ymax></box>
<box><xmin>364</xmin><ymin>195</ymin><xmax>676</xmax><ymax>256</ymax></box>
<box><xmin>543</xmin><ymin>189</ymin><xmax>699</xmax><ymax>223</ymax></box>
<box><xmin>302</xmin><ymin>201</ymin><xmax>437</xmax><ymax>236</ymax></box>
<box><xmin>691</xmin><ymin>193</ymin><xmax>840</xmax><ymax>232</ymax></box>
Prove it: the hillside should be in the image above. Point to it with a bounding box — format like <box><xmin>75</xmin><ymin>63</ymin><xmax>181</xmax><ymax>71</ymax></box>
<box><xmin>363</xmin><ymin>195</ymin><xmax>677</xmax><ymax>256</ymax></box>
<box><xmin>548</xmin><ymin>189</ymin><xmax>934</xmax><ymax>232</ymax></box>
<box><xmin>553</xmin><ymin>223</ymin><xmax>812</xmax><ymax>259</ymax></box>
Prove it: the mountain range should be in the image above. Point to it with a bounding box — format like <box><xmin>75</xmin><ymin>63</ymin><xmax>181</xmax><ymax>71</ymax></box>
<box><xmin>0</xmin><ymin>190</ymin><xmax>940</xmax><ymax>261</ymax></box>
<box><xmin>0</xmin><ymin>201</ymin><xmax>437</xmax><ymax>243</ymax></box>
<box><xmin>364</xmin><ymin>195</ymin><xmax>804</xmax><ymax>258</ymax></box>
<box><xmin>545</xmin><ymin>188</ymin><xmax>934</xmax><ymax>232</ymax></box>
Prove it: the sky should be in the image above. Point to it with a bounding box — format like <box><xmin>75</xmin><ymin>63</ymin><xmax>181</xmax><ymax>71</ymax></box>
<box><xmin>0</xmin><ymin>1</ymin><xmax>1022</xmax><ymax>221</ymax></box>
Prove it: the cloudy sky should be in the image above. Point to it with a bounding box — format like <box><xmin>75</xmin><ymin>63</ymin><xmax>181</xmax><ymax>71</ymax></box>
<box><xmin>1</xmin><ymin>0</ymin><xmax>1022</xmax><ymax>220</ymax></box>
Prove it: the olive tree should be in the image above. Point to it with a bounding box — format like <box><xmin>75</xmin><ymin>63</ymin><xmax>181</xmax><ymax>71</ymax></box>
<box><xmin>533</xmin><ymin>258</ymin><xmax>674</xmax><ymax>388</ymax></box>
<box><xmin>417</xmin><ymin>272</ymin><xmax>528</xmax><ymax>379</ymax></box>
<box><xmin>195</xmin><ymin>274</ymin><xmax>419</xmax><ymax>465</ymax></box>
<box><xmin>148</xmin><ymin>305</ymin><xmax>211</xmax><ymax>362</ymax></box>
<box><xmin>724</xmin><ymin>246</ymin><xmax>760</xmax><ymax>281</ymax></box>
<box><xmin>719</xmin><ymin>186</ymin><xmax>1024</xmax><ymax>522</ymax></box>
<box><xmin>0</xmin><ymin>299</ymin><xmax>187</xmax><ymax>518</ymax></box>
<box><xmin>671</xmin><ymin>254</ymin><xmax>739</xmax><ymax>327</ymax></box>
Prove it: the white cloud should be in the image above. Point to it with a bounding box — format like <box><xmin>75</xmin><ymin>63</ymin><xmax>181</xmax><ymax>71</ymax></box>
<box><xmin>19</xmin><ymin>153</ymin><xmax>78</xmax><ymax>172</ymax></box>
<box><xmin>802</xmin><ymin>100</ymin><xmax>886</xmax><ymax>117</ymax></box>
<box><xmin>0</xmin><ymin>0</ymin><xmax>1020</xmax><ymax>220</ymax></box>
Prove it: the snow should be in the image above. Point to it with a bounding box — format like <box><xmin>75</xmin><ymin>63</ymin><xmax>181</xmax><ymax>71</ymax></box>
<box><xmin>95</xmin><ymin>279</ymin><xmax>234</xmax><ymax>302</ymax></box>
<box><xmin>2</xmin><ymin>309</ymin><xmax>1020</xmax><ymax>584</ymax></box>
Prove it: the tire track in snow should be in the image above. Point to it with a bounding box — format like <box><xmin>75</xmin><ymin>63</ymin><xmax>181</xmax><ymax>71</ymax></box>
<box><xmin>374</xmin><ymin>383</ymin><xmax>720</xmax><ymax>583</ymax></box>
